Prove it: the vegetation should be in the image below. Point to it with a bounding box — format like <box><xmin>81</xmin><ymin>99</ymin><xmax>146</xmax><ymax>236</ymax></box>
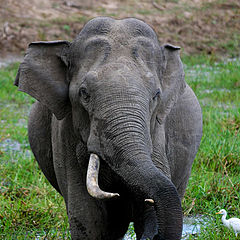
<box><xmin>182</xmin><ymin>56</ymin><xmax>240</xmax><ymax>239</ymax></box>
<box><xmin>0</xmin><ymin>64</ymin><xmax>70</xmax><ymax>239</ymax></box>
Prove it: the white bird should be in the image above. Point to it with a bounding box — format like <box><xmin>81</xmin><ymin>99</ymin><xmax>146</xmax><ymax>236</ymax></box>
<box><xmin>216</xmin><ymin>209</ymin><xmax>240</xmax><ymax>237</ymax></box>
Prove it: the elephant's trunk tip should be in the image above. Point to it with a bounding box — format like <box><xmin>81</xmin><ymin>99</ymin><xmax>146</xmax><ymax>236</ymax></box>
<box><xmin>86</xmin><ymin>153</ymin><xmax>120</xmax><ymax>199</ymax></box>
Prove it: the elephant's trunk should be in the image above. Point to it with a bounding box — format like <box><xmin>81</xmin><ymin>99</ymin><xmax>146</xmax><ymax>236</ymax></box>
<box><xmin>116</xmin><ymin>157</ymin><xmax>183</xmax><ymax>240</ymax></box>
<box><xmin>86</xmin><ymin>82</ymin><xmax>183</xmax><ymax>239</ymax></box>
<box><xmin>86</xmin><ymin>153</ymin><xmax>120</xmax><ymax>199</ymax></box>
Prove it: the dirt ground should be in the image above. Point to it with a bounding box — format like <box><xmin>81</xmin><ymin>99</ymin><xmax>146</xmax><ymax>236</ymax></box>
<box><xmin>0</xmin><ymin>0</ymin><xmax>239</xmax><ymax>57</ymax></box>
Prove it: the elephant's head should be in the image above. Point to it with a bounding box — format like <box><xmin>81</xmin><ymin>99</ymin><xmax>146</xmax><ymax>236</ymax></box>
<box><xmin>15</xmin><ymin>17</ymin><xmax>186</xmax><ymax>239</ymax></box>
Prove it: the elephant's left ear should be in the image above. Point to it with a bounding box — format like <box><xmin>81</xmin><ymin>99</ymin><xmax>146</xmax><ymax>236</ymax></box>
<box><xmin>157</xmin><ymin>43</ymin><xmax>186</xmax><ymax>124</ymax></box>
<box><xmin>14</xmin><ymin>41</ymin><xmax>71</xmax><ymax>120</ymax></box>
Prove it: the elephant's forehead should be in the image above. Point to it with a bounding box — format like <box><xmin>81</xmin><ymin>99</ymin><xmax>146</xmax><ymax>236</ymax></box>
<box><xmin>78</xmin><ymin>17</ymin><xmax>158</xmax><ymax>41</ymax></box>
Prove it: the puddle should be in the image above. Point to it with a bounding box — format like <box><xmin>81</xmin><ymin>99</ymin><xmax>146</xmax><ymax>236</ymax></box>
<box><xmin>202</xmin><ymin>88</ymin><xmax>231</xmax><ymax>94</ymax></box>
<box><xmin>184</xmin><ymin>58</ymin><xmax>240</xmax><ymax>83</ymax></box>
<box><xmin>2</xmin><ymin>103</ymin><xmax>32</xmax><ymax>116</ymax></box>
<box><xmin>0</xmin><ymin>138</ymin><xmax>21</xmax><ymax>152</ymax></box>
<box><xmin>123</xmin><ymin>216</ymin><xmax>207</xmax><ymax>239</ymax></box>
<box><xmin>182</xmin><ymin>215</ymin><xmax>207</xmax><ymax>239</ymax></box>
<box><xmin>222</xmin><ymin>57</ymin><xmax>240</xmax><ymax>65</ymax></box>
<box><xmin>124</xmin><ymin>233</ymin><xmax>136</xmax><ymax>240</ymax></box>
<box><xmin>200</xmin><ymin>98</ymin><xmax>237</xmax><ymax>112</ymax></box>
<box><xmin>0</xmin><ymin>55</ymin><xmax>23</xmax><ymax>68</ymax></box>
<box><xmin>16</xmin><ymin>118</ymin><xmax>28</xmax><ymax>128</ymax></box>
<box><xmin>124</xmin><ymin>223</ymin><xmax>136</xmax><ymax>239</ymax></box>
<box><xmin>31</xmin><ymin>217</ymin><xmax>207</xmax><ymax>239</ymax></box>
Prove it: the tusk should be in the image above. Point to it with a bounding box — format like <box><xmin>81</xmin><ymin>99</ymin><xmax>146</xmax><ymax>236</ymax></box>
<box><xmin>86</xmin><ymin>153</ymin><xmax>120</xmax><ymax>199</ymax></box>
<box><xmin>145</xmin><ymin>199</ymin><xmax>155</xmax><ymax>205</ymax></box>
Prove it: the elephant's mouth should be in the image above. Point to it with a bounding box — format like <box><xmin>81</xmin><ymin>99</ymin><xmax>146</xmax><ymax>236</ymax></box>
<box><xmin>86</xmin><ymin>153</ymin><xmax>155</xmax><ymax>204</ymax></box>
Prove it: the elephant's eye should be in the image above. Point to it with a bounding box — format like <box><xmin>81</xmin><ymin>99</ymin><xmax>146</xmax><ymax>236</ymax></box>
<box><xmin>153</xmin><ymin>89</ymin><xmax>161</xmax><ymax>100</ymax></box>
<box><xmin>79</xmin><ymin>87</ymin><xmax>90</xmax><ymax>103</ymax></box>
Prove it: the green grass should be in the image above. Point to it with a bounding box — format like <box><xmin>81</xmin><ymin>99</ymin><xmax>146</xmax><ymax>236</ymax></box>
<box><xmin>0</xmin><ymin>56</ymin><xmax>239</xmax><ymax>239</ymax></box>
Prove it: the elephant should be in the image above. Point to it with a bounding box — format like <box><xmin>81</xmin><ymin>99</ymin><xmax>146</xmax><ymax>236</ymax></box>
<box><xmin>14</xmin><ymin>17</ymin><xmax>202</xmax><ymax>240</ymax></box>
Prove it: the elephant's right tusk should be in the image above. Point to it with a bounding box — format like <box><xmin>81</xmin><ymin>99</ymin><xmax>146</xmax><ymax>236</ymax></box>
<box><xmin>145</xmin><ymin>199</ymin><xmax>155</xmax><ymax>205</ymax></box>
<box><xmin>86</xmin><ymin>153</ymin><xmax>120</xmax><ymax>199</ymax></box>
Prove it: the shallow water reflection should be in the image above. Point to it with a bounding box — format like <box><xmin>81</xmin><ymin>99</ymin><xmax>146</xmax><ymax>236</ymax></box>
<box><xmin>124</xmin><ymin>216</ymin><xmax>207</xmax><ymax>239</ymax></box>
<box><xmin>0</xmin><ymin>138</ymin><xmax>21</xmax><ymax>152</ymax></box>
<box><xmin>0</xmin><ymin>55</ymin><xmax>23</xmax><ymax>68</ymax></box>
<box><xmin>182</xmin><ymin>215</ymin><xmax>206</xmax><ymax>239</ymax></box>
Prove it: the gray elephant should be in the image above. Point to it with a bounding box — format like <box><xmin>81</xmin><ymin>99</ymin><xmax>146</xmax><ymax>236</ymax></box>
<box><xmin>14</xmin><ymin>17</ymin><xmax>202</xmax><ymax>240</ymax></box>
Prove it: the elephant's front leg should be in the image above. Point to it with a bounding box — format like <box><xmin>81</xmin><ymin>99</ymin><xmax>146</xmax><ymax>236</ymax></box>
<box><xmin>67</xmin><ymin>166</ymin><xmax>109</xmax><ymax>240</ymax></box>
<box><xmin>52</xmin><ymin>118</ymin><xmax>110</xmax><ymax>239</ymax></box>
<box><xmin>67</xmin><ymin>161</ymin><xmax>131</xmax><ymax>240</ymax></box>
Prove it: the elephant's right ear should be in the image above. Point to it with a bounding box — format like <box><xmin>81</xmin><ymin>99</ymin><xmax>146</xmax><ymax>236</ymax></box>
<box><xmin>14</xmin><ymin>41</ymin><xmax>71</xmax><ymax>120</ymax></box>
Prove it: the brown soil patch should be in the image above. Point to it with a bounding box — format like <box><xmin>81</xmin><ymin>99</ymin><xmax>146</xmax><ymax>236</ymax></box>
<box><xmin>0</xmin><ymin>0</ymin><xmax>239</xmax><ymax>57</ymax></box>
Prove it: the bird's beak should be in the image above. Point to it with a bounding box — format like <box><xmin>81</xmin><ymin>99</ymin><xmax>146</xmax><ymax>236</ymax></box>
<box><xmin>216</xmin><ymin>211</ymin><xmax>221</xmax><ymax>214</ymax></box>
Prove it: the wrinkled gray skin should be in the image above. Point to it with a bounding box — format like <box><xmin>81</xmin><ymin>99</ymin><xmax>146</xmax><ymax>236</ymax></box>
<box><xmin>15</xmin><ymin>17</ymin><xmax>202</xmax><ymax>240</ymax></box>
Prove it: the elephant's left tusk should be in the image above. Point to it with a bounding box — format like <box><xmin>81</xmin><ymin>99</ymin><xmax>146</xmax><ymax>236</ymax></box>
<box><xmin>86</xmin><ymin>153</ymin><xmax>120</xmax><ymax>199</ymax></box>
<box><xmin>145</xmin><ymin>199</ymin><xmax>155</xmax><ymax>205</ymax></box>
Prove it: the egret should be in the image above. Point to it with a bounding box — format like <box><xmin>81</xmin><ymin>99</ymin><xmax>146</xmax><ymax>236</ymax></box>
<box><xmin>216</xmin><ymin>209</ymin><xmax>240</xmax><ymax>237</ymax></box>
